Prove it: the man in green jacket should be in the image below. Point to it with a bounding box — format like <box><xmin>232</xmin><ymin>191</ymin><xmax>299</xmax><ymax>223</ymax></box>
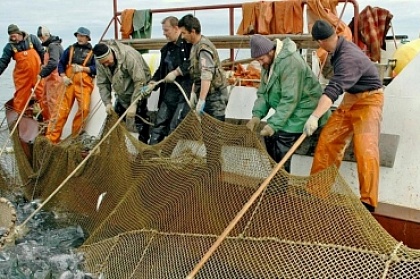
<box><xmin>246</xmin><ymin>34</ymin><xmax>330</xmax><ymax>172</ymax></box>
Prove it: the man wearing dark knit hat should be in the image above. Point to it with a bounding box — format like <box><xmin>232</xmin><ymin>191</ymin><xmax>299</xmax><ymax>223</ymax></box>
<box><xmin>304</xmin><ymin>19</ymin><xmax>384</xmax><ymax>213</ymax></box>
<box><xmin>0</xmin><ymin>24</ymin><xmax>45</xmax><ymax>117</ymax></box>
<box><xmin>93</xmin><ymin>40</ymin><xmax>152</xmax><ymax>143</ymax></box>
<box><xmin>246</xmin><ymin>34</ymin><xmax>330</xmax><ymax>173</ymax></box>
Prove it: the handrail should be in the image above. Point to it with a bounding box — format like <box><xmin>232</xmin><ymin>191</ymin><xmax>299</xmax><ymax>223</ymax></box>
<box><xmin>102</xmin><ymin>0</ymin><xmax>360</xmax><ymax>59</ymax></box>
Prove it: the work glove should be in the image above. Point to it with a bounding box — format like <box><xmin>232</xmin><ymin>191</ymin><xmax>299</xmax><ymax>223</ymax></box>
<box><xmin>143</xmin><ymin>82</ymin><xmax>156</xmax><ymax>96</ymax></box>
<box><xmin>133</xmin><ymin>85</ymin><xmax>153</xmax><ymax>101</ymax></box>
<box><xmin>105</xmin><ymin>103</ymin><xmax>113</xmax><ymax>115</ymax></box>
<box><xmin>189</xmin><ymin>92</ymin><xmax>197</xmax><ymax>108</ymax></box>
<box><xmin>164</xmin><ymin>71</ymin><xmax>177</xmax><ymax>83</ymax></box>
<box><xmin>260</xmin><ymin>125</ymin><xmax>275</xmax><ymax>137</ymax></box>
<box><xmin>196</xmin><ymin>98</ymin><xmax>205</xmax><ymax>115</ymax></box>
<box><xmin>303</xmin><ymin>115</ymin><xmax>319</xmax><ymax>136</ymax></box>
<box><xmin>125</xmin><ymin>103</ymin><xmax>137</xmax><ymax>132</ymax></box>
<box><xmin>125</xmin><ymin>117</ymin><xmax>136</xmax><ymax>133</ymax></box>
<box><xmin>125</xmin><ymin>104</ymin><xmax>137</xmax><ymax>133</ymax></box>
<box><xmin>147</xmin><ymin>81</ymin><xmax>157</xmax><ymax>91</ymax></box>
<box><xmin>126</xmin><ymin>103</ymin><xmax>137</xmax><ymax>118</ymax></box>
<box><xmin>62</xmin><ymin>76</ymin><xmax>73</xmax><ymax>86</ymax></box>
<box><xmin>72</xmin><ymin>64</ymin><xmax>84</xmax><ymax>73</ymax></box>
<box><xmin>246</xmin><ymin>117</ymin><xmax>260</xmax><ymax>131</ymax></box>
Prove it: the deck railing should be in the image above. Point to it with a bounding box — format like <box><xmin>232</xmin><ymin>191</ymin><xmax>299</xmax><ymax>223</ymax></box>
<box><xmin>101</xmin><ymin>0</ymin><xmax>359</xmax><ymax>60</ymax></box>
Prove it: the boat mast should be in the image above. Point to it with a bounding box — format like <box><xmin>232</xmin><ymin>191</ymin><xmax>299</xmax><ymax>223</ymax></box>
<box><xmin>113</xmin><ymin>0</ymin><xmax>118</xmax><ymax>39</ymax></box>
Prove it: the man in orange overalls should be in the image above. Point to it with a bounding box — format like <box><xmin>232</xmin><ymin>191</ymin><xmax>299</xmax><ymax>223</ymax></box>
<box><xmin>304</xmin><ymin>20</ymin><xmax>384</xmax><ymax>213</ymax></box>
<box><xmin>37</xmin><ymin>26</ymin><xmax>64</xmax><ymax>128</ymax></box>
<box><xmin>0</xmin><ymin>24</ymin><xmax>45</xmax><ymax>117</ymax></box>
<box><xmin>45</xmin><ymin>27</ymin><xmax>96</xmax><ymax>143</ymax></box>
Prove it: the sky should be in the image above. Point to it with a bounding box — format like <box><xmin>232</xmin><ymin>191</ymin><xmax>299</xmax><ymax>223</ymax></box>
<box><xmin>0</xmin><ymin>0</ymin><xmax>419</xmax><ymax>49</ymax></box>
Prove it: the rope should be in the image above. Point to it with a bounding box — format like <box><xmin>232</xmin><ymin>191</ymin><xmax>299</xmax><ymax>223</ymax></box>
<box><xmin>380</xmin><ymin>242</ymin><xmax>403</xmax><ymax>279</ymax></box>
<box><xmin>185</xmin><ymin>134</ymin><xmax>306</xmax><ymax>279</ymax></box>
<box><xmin>8</xmin><ymin>84</ymin><xmax>153</xmax><ymax>241</ymax></box>
<box><xmin>0</xmin><ymin>79</ymin><xmax>41</xmax><ymax>158</ymax></box>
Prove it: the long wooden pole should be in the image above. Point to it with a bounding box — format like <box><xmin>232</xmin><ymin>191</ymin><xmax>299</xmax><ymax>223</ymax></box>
<box><xmin>13</xmin><ymin>82</ymin><xmax>158</xmax><ymax>233</ymax></box>
<box><xmin>185</xmin><ymin>134</ymin><xmax>306</xmax><ymax>279</ymax></box>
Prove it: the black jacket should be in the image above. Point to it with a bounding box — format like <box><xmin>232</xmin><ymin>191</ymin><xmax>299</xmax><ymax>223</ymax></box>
<box><xmin>152</xmin><ymin>35</ymin><xmax>192</xmax><ymax>103</ymax></box>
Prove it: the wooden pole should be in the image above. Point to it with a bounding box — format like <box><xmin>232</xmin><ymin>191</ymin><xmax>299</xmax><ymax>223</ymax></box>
<box><xmin>185</xmin><ymin>134</ymin><xmax>306</xmax><ymax>279</ymax></box>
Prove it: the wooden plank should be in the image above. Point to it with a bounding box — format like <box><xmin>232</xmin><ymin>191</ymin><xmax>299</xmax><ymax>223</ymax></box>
<box><xmin>110</xmin><ymin>34</ymin><xmax>319</xmax><ymax>51</ymax></box>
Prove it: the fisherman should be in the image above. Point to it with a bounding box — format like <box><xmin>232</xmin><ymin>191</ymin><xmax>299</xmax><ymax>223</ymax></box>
<box><xmin>0</xmin><ymin>24</ymin><xmax>45</xmax><ymax>116</ymax></box>
<box><xmin>304</xmin><ymin>20</ymin><xmax>384</xmax><ymax>212</ymax></box>
<box><xmin>146</xmin><ymin>16</ymin><xmax>192</xmax><ymax>145</ymax></box>
<box><xmin>177</xmin><ymin>14</ymin><xmax>228</xmax><ymax>121</ymax></box>
<box><xmin>36</xmin><ymin>26</ymin><xmax>64</xmax><ymax>129</ymax></box>
<box><xmin>93</xmin><ymin>40</ymin><xmax>152</xmax><ymax>143</ymax></box>
<box><xmin>246</xmin><ymin>34</ymin><xmax>330</xmax><ymax>173</ymax></box>
<box><xmin>46</xmin><ymin>27</ymin><xmax>96</xmax><ymax>144</ymax></box>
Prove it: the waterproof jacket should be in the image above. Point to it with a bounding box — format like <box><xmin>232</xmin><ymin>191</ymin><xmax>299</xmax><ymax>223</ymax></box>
<box><xmin>0</xmin><ymin>32</ymin><xmax>44</xmax><ymax>75</ymax></box>
<box><xmin>96</xmin><ymin>40</ymin><xmax>151</xmax><ymax>108</ymax></box>
<box><xmin>152</xmin><ymin>34</ymin><xmax>192</xmax><ymax>103</ymax></box>
<box><xmin>252</xmin><ymin>37</ymin><xmax>329</xmax><ymax>133</ymax></box>
<box><xmin>40</xmin><ymin>35</ymin><xmax>63</xmax><ymax>78</ymax></box>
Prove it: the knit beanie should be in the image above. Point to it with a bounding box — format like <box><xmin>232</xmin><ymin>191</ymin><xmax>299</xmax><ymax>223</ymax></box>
<box><xmin>93</xmin><ymin>43</ymin><xmax>111</xmax><ymax>61</ymax></box>
<box><xmin>250</xmin><ymin>34</ymin><xmax>275</xmax><ymax>58</ymax></box>
<box><xmin>311</xmin><ymin>20</ymin><xmax>334</xmax><ymax>40</ymax></box>
<box><xmin>8</xmin><ymin>24</ymin><xmax>21</xmax><ymax>35</ymax></box>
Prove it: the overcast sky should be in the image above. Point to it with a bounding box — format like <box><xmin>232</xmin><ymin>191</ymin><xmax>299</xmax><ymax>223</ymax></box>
<box><xmin>0</xmin><ymin>0</ymin><xmax>419</xmax><ymax>48</ymax></box>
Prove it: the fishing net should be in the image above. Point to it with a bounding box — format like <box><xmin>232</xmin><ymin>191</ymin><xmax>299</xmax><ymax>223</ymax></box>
<box><xmin>2</xmin><ymin>111</ymin><xmax>420</xmax><ymax>278</ymax></box>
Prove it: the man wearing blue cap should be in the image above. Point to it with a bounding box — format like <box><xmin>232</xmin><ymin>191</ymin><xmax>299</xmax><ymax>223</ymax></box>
<box><xmin>46</xmin><ymin>27</ymin><xmax>96</xmax><ymax>143</ymax></box>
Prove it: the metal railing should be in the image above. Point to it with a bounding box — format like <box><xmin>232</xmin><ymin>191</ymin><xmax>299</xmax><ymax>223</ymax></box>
<box><xmin>100</xmin><ymin>0</ymin><xmax>360</xmax><ymax>59</ymax></box>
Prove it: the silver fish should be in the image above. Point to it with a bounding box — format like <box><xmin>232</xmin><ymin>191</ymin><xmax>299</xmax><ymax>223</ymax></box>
<box><xmin>96</xmin><ymin>192</ymin><xmax>107</xmax><ymax>212</ymax></box>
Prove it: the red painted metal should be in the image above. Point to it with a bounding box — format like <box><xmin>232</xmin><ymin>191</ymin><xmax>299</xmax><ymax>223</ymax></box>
<box><xmin>104</xmin><ymin>0</ymin><xmax>360</xmax><ymax>47</ymax></box>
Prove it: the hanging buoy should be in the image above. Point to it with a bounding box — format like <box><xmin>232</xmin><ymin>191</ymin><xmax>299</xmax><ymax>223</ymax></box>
<box><xmin>392</xmin><ymin>38</ymin><xmax>420</xmax><ymax>75</ymax></box>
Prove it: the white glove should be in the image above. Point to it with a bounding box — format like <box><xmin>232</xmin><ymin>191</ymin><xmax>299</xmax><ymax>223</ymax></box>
<box><xmin>164</xmin><ymin>71</ymin><xmax>177</xmax><ymax>83</ymax></box>
<box><xmin>105</xmin><ymin>103</ymin><xmax>113</xmax><ymax>115</ymax></box>
<box><xmin>189</xmin><ymin>92</ymin><xmax>197</xmax><ymax>108</ymax></box>
<box><xmin>72</xmin><ymin>64</ymin><xmax>84</xmax><ymax>73</ymax></box>
<box><xmin>196</xmin><ymin>99</ymin><xmax>206</xmax><ymax>115</ymax></box>
<box><xmin>303</xmin><ymin>115</ymin><xmax>319</xmax><ymax>136</ymax></box>
<box><xmin>62</xmin><ymin>76</ymin><xmax>73</xmax><ymax>86</ymax></box>
<box><xmin>246</xmin><ymin>117</ymin><xmax>260</xmax><ymax>131</ymax></box>
<box><xmin>126</xmin><ymin>103</ymin><xmax>137</xmax><ymax>118</ymax></box>
<box><xmin>260</xmin><ymin>125</ymin><xmax>275</xmax><ymax>137</ymax></box>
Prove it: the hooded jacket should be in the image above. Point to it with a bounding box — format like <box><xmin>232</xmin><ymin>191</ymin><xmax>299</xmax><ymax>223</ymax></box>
<box><xmin>40</xmin><ymin>35</ymin><xmax>63</xmax><ymax>77</ymax></box>
<box><xmin>252</xmin><ymin>37</ymin><xmax>330</xmax><ymax>133</ymax></box>
<box><xmin>96</xmin><ymin>40</ymin><xmax>151</xmax><ymax>108</ymax></box>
